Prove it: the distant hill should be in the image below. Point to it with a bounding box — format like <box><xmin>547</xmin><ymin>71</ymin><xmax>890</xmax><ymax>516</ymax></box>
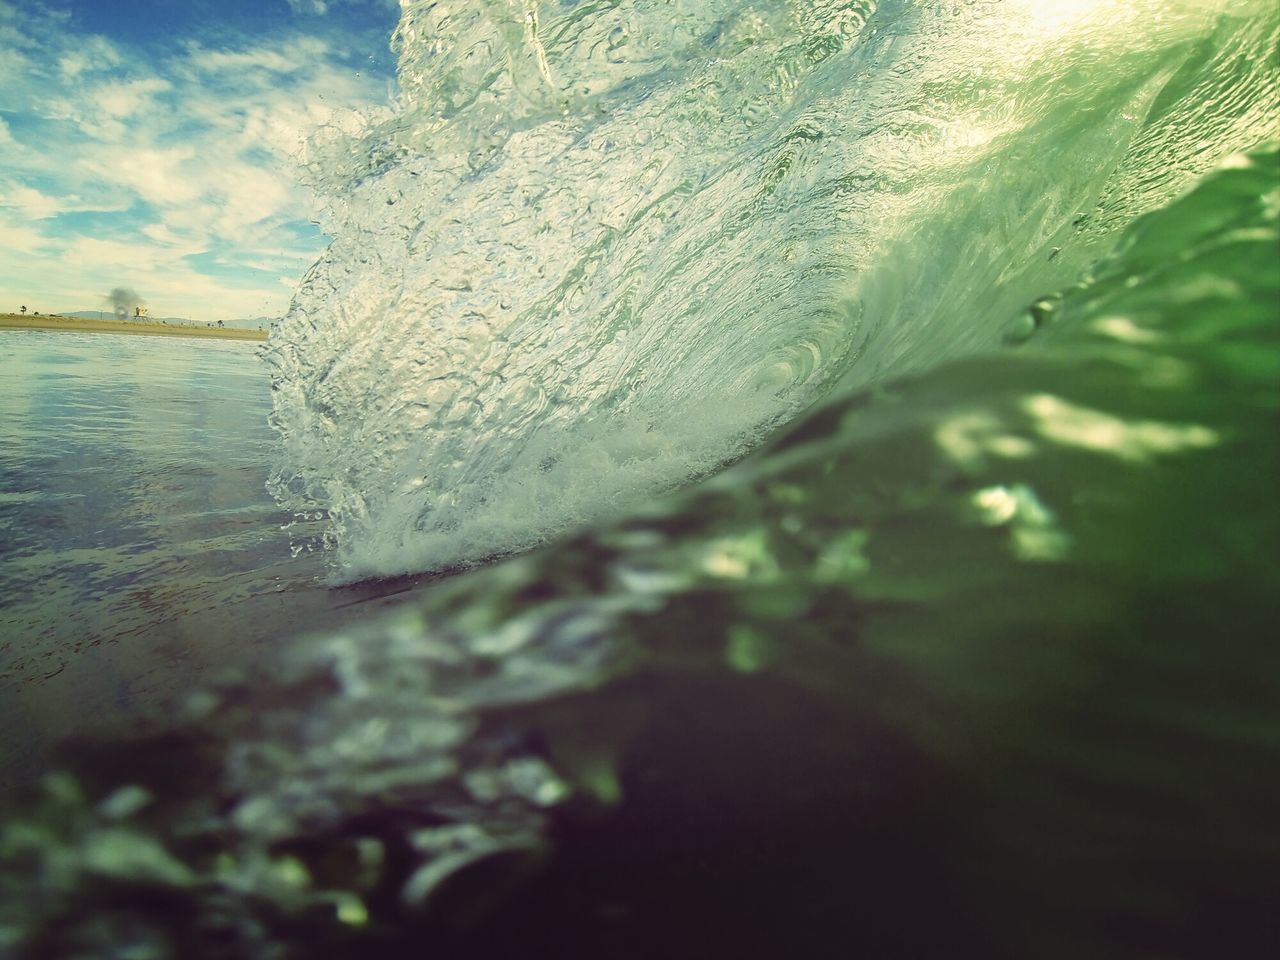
<box><xmin>58</xmin><ymin>311</ymin><xmax>275</xmax><ymax>331</ymax></box>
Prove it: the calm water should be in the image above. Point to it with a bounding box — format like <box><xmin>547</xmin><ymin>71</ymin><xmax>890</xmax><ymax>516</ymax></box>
<box><xmin>0</xmin><ymin>331</ymin><xmax>415</xmax><ymax>790</ymax></box>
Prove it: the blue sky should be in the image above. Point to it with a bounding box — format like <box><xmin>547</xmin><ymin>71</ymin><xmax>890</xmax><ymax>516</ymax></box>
<box><xmin>0</xmin><ymin>0</ymin><xmax>400</xmax><ymax>320</ymax></box>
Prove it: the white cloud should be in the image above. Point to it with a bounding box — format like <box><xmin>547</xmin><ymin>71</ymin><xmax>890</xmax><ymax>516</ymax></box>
<box><xmin>183</xmin><ymin>35</ymin><xmax>330</xmax><ymax>76</ymax></box>
<box><xmin>285</xmin><ymin>0</ymin><xmax>400</xmax><ymax>17</ymax></box>
<box><xmin>0</xmin><ymin>44</ymin><xmax>36</xmax><ymax>104</ymax></box>
<box><xmin>0</xmin><ymin>212</ymin><xmax>300</xmax><ymax>319</ymax></box>
<box><xmin>92</xmin><ymin>76</ymin><xmax>172</xmax><ymax>119</ymax></box>
<box><xmin>82</xmin><ymin>146</ymin><xmax>201</xmax><ymax>207</ymax></box>
<box><xmin>37</xmin><ymin>76</ymin><xmax>176</xmax><ymax>142</ymax></box>
<box><xmin>2</xmin><ymin>185</ymin><xmax>62</xmax><ymax>219</ymax></box>
<box><xmin>286</xmin><ymin>0</ymin><xmax>331</xmax><ymax>15</ymax></box>
<box><xmin>140</xmin><ymin>222</ymin><xmax>204</xmax><ymax>251</ymax></box>
<box><xmin>0</xmin><ymin>212</ymin><xmax>56</xmax><ymax>254</ymax></box>
<box><xmin>58</xmin><ymin>35</ymin><xmax>123</xmax><ymax>80</ymax></box>
<box><xmin>0</xmin><ymin>182</ymin><xmax>130</xmax><ymax>221</ymax></box>
<box><xmin>61</xmin><ymin>235</ymin><xmax>172</xmax><ymax>272</ymax></box>
<box><xmin>0</xmin><ymin>2</ymin><xmax>396</xmax><ymax>319</ymax></box>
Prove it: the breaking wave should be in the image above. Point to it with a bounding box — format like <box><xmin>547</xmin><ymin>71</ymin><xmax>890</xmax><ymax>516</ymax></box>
<box><xmin>266</xmin><ymin>0</ymin><xmax>1275</xmax><ymax>581</ymax></box>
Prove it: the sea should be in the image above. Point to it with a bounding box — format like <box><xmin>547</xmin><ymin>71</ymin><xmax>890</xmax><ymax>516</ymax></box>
<box><xmin>1</xmin><ymin>1</ymin><xmax>1278</xmax><ymax>958</ymax></box>
<box><xmin>0</xmin><ymin>333</ymin><xmax>431</xmax><ymax>787</ymax></box>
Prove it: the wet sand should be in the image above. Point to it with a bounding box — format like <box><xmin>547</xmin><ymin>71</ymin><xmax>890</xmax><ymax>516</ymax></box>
<box><xmin>1</xmin><ymin>313</ymin><xmax>268</xmax><ymax>341</ymax></box>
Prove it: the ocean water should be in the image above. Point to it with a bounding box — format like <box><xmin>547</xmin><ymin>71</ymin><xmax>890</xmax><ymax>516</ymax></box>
<box><xmin>0</xmin><ymin>333</ymin><xmax>302</xmax><ymax>780</ymax></box>
<box><xmin>2</xmin><ymin>1</ymin><xmax>1279</xmax><ymax>958</ymax></box>
<box><xmin>0</xmin><ymin>332</ymin><xmax>449</xmax><ymax>787</ymax></box>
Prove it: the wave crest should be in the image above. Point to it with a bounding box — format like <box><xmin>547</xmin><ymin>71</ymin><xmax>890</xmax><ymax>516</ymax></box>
<box><xmin>267</xmin><ymin>0</ymin><xmax>1277</xmax><ymax>579</ymax></box>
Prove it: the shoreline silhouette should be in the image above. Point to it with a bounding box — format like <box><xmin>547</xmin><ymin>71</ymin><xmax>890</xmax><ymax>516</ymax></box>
<box><xmin>0</xmin><ymin>312</ymin><xmax>267</xmax><ymax>341</ymax></box>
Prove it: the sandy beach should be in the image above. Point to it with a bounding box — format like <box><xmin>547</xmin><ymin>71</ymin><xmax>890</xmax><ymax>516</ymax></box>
<box><xmin>0</xmin><ymin>312</ymin><xmax>268</xmax><ymax>341</ymax></box>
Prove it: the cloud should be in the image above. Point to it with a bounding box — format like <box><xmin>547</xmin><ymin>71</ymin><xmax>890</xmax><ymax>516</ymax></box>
<box><xmin>52</xmin><ymin>75</ymin><xmax>177</xmax><ymax>140</ymax></box>
<box><xmin>285</xmin><ymin>0</ymin><xmax>400</xmax><ymax>17</ymax></box>
<box><xmin>0</xmin><ymin>209</ymin><xmax>304</xmax><ymax>319</ymax></box>
<box><xmin>176</xmin><ymin>34</ymin><xmax>334</xmax><ymax>83</ymax></box>
<box><xmin>0</xmin><ymin>45</ymin><xmax>37</xmax><ymax>106</ymax></box>
<box><xmin>58</xmin><ymin>35</ymin><xmax>123</xmax><ymax>80</ymax></box>
<box><xmin>286</xmin><ymin>0</ymin><xmax>331</xmax><ymax>15</ymax></box>
<box><xmin>0</xmin><ymin>212</ymin><xmax>57</xmax><ymax>255</ymax></box>
<box><xmin>81</xmin><ymin>146</ymin><xmax>202</xmax><ymax>207</ymax></box>
<box><xmin>0</xmin><ymin>181</ymin><xmax>130</xmax><ymax>220</ymax></box>
<box><xmin>2</xmin><ymin>185</ymin><xmax>63</xmax><ymax>219</ymax></box>
<box><xmin>0</xmin><ymin>2</ymin><xmax>397</xmax><ymax>319</ymax></box>
<box><xmin>92</xmin><ymin>76</ymin><xmax>172</xmax><ymax>119</ymax></box>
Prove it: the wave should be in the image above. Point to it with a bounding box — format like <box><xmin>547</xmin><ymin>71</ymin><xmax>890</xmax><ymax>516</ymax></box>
<box><xmin>267</xmin><ymin>0</ymin><xmax>1278</xmax><ymax>580</ymax></box>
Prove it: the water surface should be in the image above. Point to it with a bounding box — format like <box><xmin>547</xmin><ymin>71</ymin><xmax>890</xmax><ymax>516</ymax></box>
<box><xmin>0</xmin><ymin>331</ymin><xmax>424</xmax><ymax>789</ymax></box>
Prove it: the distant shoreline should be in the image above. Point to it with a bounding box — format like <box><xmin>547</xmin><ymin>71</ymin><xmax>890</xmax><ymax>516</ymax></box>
<box><xmin>0</xmin><ymin>313</ymin><xmax>268</xmax><ymax>341</ymax></box>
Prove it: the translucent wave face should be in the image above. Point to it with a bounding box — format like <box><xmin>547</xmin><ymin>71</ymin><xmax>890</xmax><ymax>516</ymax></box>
<box><xmin>266</xmin><ymin>0</ymin><xmax>1277</xmax><ymax>580</ymax></box>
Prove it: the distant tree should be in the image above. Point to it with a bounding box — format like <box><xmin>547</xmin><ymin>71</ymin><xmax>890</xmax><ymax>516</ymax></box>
<box><xmin>217</xmin><ymin>320</ymin><xmax>224</xmax><ymax>328</ymax></box>
<box><xmin>19</xmin><ymin>305</ymin><xmax>26</xmax><ymax>315</ymax></box>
